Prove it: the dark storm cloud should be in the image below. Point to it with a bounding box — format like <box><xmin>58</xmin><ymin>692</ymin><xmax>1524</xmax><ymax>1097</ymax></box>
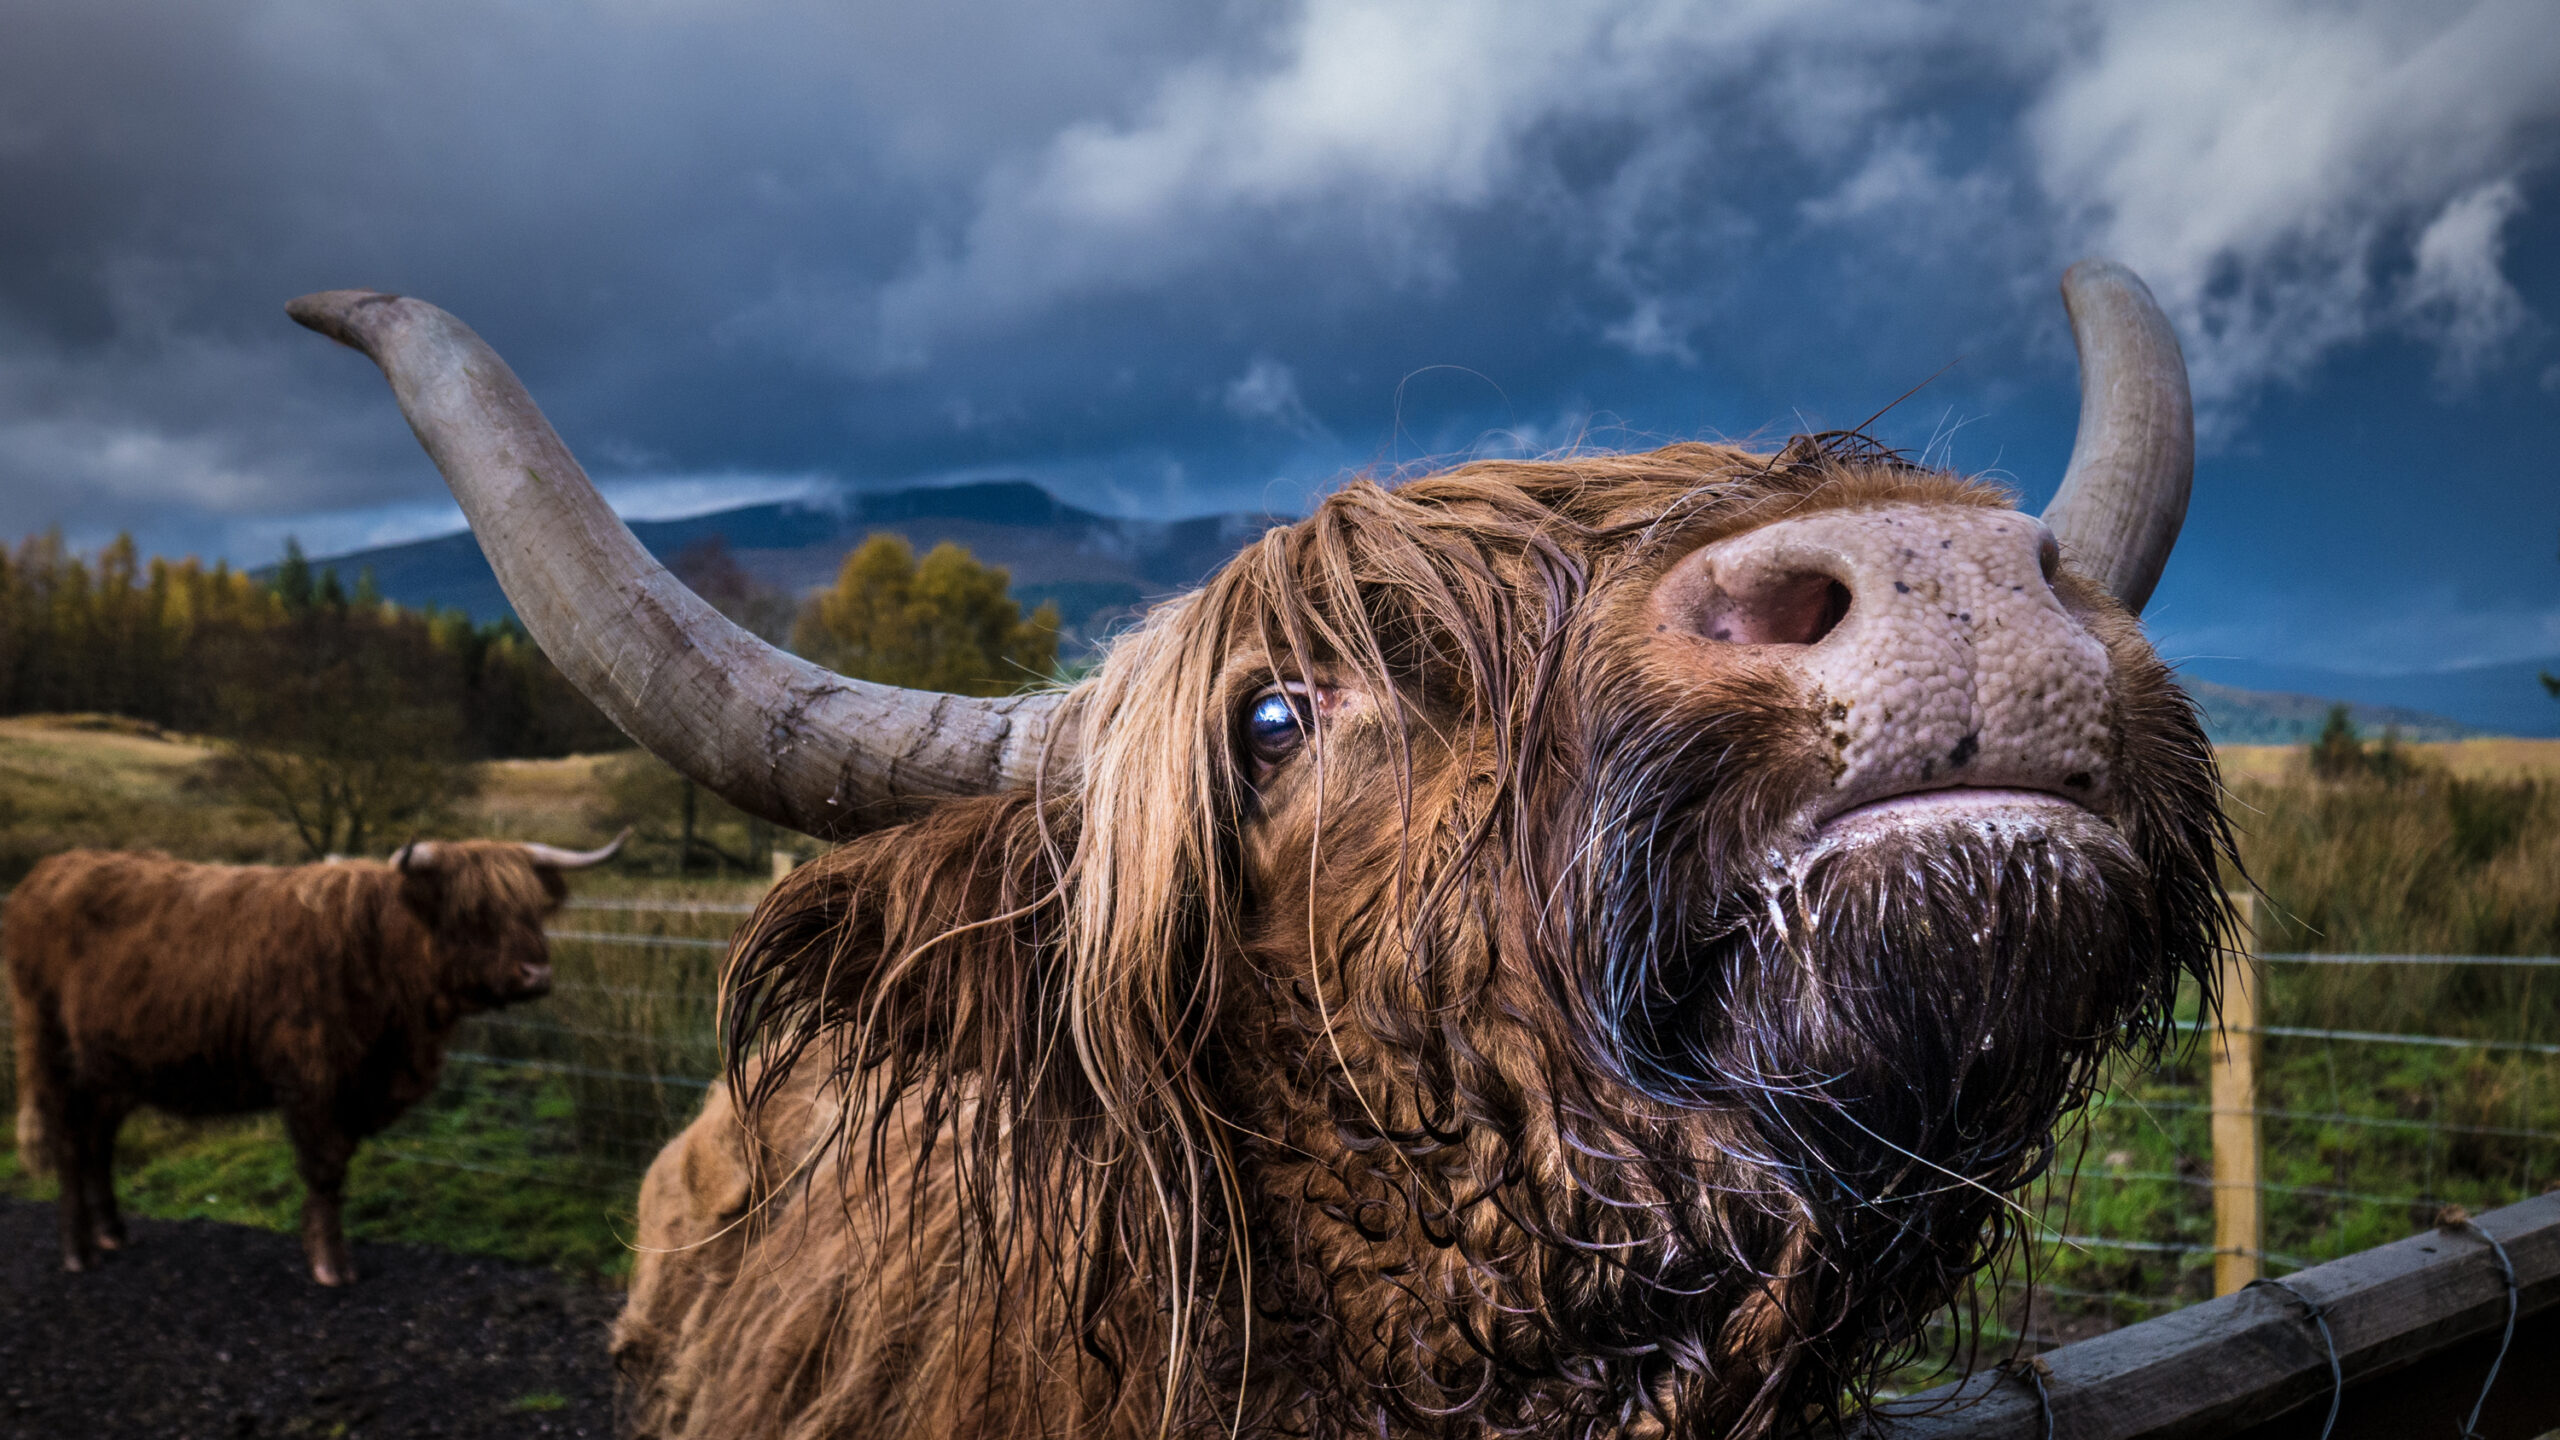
<box><xmin>1</xmin><ymin>0</ymin><xmax>2556</xmax><ymax>673</ymax></box>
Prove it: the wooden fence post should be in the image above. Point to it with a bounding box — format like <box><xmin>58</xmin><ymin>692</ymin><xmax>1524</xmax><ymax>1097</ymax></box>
<box><xmin>2210</xmin><ymin>891</ymin><xmax>2263</xmax><ymax>1296</ymax></box>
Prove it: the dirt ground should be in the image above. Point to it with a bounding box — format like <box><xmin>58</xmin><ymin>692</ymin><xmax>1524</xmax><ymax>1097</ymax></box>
<box><xmin>0</xmin><ymin>1200</ymin><xmax>620</xmax><ymax>1439</ymax></box>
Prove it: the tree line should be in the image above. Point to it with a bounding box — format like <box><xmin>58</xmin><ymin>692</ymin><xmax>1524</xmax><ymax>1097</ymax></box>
<box><xmin>0</xmin><ymin>528</ymin><xmax>1060</xmax><ymax>864</ymax></box>
<box><xmin>0</xmin><ymin>532</ymin><xmax>624</xmax><ymax>760</ymax></box>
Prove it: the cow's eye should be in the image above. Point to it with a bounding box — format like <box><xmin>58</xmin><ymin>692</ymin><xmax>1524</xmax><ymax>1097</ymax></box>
<box><xmin>1244</xmin><ymin>688</ymin><xmax>1317</xmax><ymax>767</ymax></box>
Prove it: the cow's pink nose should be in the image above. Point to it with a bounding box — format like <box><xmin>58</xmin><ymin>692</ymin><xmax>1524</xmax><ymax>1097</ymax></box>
<box><xmin>1650</xmin><ymin>504</ymin><xmax>2112</xmax><ymax>822</ymax></box>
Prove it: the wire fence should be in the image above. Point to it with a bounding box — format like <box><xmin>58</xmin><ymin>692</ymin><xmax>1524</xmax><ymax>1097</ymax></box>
<box><xmin>1940</xmin><ymin>934</ymin><xmax>2560</xmax><ymax>1365</ymax></box>
<box><xmin>431</xmin><ymin>905</ymin><xmax>2560</xmax><ymax>1362</ymax></box>
<box><xmin>3</xmin><ymin>890</ymin><xmax>2554</xmax><ymax>1360</ymax></box>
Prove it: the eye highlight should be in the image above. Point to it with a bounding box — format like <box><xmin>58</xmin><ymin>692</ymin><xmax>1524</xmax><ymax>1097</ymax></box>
<box><xmin>1243</xmin><ymin>687</ymin><xmax>1317</xmax><ymax>768</ymax></box>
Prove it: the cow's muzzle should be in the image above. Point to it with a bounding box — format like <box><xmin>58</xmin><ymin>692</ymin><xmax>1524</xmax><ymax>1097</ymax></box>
<box><xmin>1649</xmin><ymin>504</ymin><xmax>2114</xmax><ymax>837</ymax></box>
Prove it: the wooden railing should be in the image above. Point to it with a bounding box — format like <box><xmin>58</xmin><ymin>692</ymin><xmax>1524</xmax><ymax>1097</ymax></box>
<box><xmin>1853</xmin><ymin>1190</ymin><xmax>2560</xmax><ymax>1438</ymax></box>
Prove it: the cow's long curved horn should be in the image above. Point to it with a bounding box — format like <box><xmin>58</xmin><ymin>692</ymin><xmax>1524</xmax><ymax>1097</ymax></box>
<box><xmin>521</xmin><ymin>828</ymin><xmax>631</xmax><ymax>870</ymax></box>
<box><xmin>2039</xmin><ymin>259</ymin><xmax>2193</xmax><ymax>616</ymax></box>
<box><xmin>288</xmin><ymin>291</ymin><xmax>1060</xmax><ymax>841</ymax></box>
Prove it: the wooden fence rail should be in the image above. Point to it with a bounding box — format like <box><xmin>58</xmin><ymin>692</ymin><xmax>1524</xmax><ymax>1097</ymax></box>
<box><xmin>1852</xmin><ymin>1190</ymin><xmax>2560</xmax><ymax>1438</ymax></box>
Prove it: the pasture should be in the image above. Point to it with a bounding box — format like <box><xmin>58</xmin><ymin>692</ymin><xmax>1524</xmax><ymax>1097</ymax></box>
<box><xmin>4</xmin><ymin>715</ymin><xmax>2559</xmax><ymax>1379</ymax></box>
<box><xmin>0</xmin><ymin>715</ymin><xmax>755</xmax><ymax>1277</ymax></box>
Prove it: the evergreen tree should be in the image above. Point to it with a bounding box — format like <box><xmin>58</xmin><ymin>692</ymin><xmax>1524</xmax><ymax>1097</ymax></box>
<box><xmin>2309</xmin><ymin>703</ymin><xmax>2364</xmax><ymax>780</ymax></box>
<box><xmin>2544</xmin><ymin>528</ymin><xmax>2558</xmax><ymax>700</ymax></box>
<box><xmin>272</xmin><ymin>537</ymin><xmax>314</xmax><ymax>613</ymax></box>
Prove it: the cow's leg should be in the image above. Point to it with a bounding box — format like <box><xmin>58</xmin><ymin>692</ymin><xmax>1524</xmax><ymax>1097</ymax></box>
<box><xmin>282</xmin><ymin>1104</ymin><xmax>358</xmax><ymax>1285</ymax></box>
<box><xmin>78</xmin><ymin>1099</ymin><xmax>131</xmax><ymax>1252</ymax></box>
<box><xmin>51</xmin><ymin>1090</ymin><xmax>102</xmax><ymax>1273</ymax></box>
<box><xmin>14</xmin><ymin>1003</ymin><xmax>99</xmax><ymax>1273</ymax></box>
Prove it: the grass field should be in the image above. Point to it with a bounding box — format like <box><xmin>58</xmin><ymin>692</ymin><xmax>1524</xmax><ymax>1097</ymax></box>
<box><xmin>6</xmin><ymin>714</ymin><xmax>2560</xmax><ymax>1307</ymax></box>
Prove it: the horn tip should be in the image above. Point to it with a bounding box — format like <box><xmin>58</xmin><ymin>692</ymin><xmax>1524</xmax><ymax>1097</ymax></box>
<box><xmin>2061</xmin><ymin>258</ymin><xmax>2159</xmax><ymax>308</ymax></box>
<box><xmin>287</xmin><ymin>290</ymin><xmax>404</xmax><ymax>351</ymax></box>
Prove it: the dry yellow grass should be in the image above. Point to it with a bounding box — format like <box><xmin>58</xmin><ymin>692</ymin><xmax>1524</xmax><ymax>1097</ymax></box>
<box><xmin>0</xmin><ymin>711</ymin><xmax>216</xmax><ymax>773</ymax></box>
<box><xmin>461</xmin><ymin>752</ymin><xmax>620</xmax><ymax>845</ymax></box>
<box><xmin>2219</xmin><ymin>737</ymin><xmax>2560</xmax><ymax>785</ymax></box>
<box><xmin>0</xmin><ymin>714</ymin><xmax>625</xmax><ymax>881</ymax></box>
<box><xmin>0</xmin><ymin>714</ymin><xmax>301</xmax><ymax>878</ymax></box>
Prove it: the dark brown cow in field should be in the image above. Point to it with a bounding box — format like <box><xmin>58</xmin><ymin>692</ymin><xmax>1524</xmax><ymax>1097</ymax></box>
<box><xmin>293</xmin><ymin>262</ymin><xmax>2231</xmax><ymax>1436</ymax></box>
<box><xmin>7</xmin><ymin>835</ymin><xmax>621</xmax><ymax>1283</ymax></box>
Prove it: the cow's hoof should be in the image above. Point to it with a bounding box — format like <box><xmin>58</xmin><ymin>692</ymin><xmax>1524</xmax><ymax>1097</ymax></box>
<box><xmin>91</xmin><ymin>1230</ymin><xmax>123</xmax><ymax>1252</ymax></box>
<box><xmin>60</xmin><ymin>1252</ymin><xmax>93</xmax><ymax>1274</ymax></box>
<box><xmin>309</xmin><ymin>1259</ymin><xmax>356</xmax><ymax>1286</ymax></box>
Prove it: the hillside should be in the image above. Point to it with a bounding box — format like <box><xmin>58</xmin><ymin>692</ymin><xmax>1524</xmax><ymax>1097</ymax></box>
<box><xmin>0</xmin><ymin>714</ymin><xmax>627</xmax><ymax>883</ymax></box>
<box><xmin>2184</xmin><ymin>678</ymin><xmax>2478</xmax><ymax>745</ymax></box>
<box><xmin>2179</xmin><ymin>654</ymin><xmax>2560</xmax><ymax>739</ymax></box>
<box><xmin>316</xmin><ymin>479</ymin><xmax>1282</xmax><ymax>650</ymax></box>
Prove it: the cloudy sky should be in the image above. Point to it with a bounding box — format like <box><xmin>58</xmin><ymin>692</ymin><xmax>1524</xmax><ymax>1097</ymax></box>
<box><xmin>2</xmin><ymin>0</ymin><xmax>2555</xmax><ymax>681</ymax></box>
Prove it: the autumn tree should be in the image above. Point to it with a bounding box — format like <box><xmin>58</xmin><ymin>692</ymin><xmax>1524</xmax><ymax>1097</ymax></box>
<box><xmin>205</xmin><ymin>608</ymin><xmax>478</xmax><ymax>859</ymax></box>
<box><xmin>672</xmin><ymin>536</ymin><xmax>794</xmax><ymax>644</ymax></box>
<box><xmin>790</xmin><ymin>534</ymin><xmax>1059</xmax><ymax>695</ymax></box>
<box><xmin>0</xmin><ymin>531</ymin><xmax>623</xmax><ymax>761</ymax></box>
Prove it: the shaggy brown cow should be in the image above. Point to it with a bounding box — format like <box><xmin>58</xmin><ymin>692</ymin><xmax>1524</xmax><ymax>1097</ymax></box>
<box><xmin>291</xmin><ymin>262</ymin><xmax>2231</xmax><ymax>1436</ymax></box>
<box><xmin>7</xmin><ymin>835</ymin><xmax>621</xmax><ymax>1283</ymax></box>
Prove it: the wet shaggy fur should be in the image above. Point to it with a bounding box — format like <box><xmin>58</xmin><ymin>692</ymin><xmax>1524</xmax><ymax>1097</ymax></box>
<box><xmin>7</xmin><ymin>843</ymin><xmax>571</xmax><ymax>1281</ymax></box>
<box><xmin>616</xmin><ymin>439</ymin><xmax>2235</xmax><ymax>1439</ymax></box>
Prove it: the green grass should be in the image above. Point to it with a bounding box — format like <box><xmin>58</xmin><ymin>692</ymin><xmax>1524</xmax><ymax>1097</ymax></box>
<box><xmin>0</xmin><ymin>1064</ymin><xmax>648</xmax><ymax>1278</ymax></box>
<box><xmin>2032</xmin><ymin>972</ymin><xmax>2559</xmax><ymax>1296</ymax></box>
<box><xmin>0</xmin><ymin>870</ymin><xmax>765</xmax><ymax>1280</ymax></box>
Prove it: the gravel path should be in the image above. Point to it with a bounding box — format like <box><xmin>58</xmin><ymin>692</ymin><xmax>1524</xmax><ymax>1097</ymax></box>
<box><xmin>0</xmin><ymin>1199</ymin><xmax>620</xmax><ymax>1439</ymax></box>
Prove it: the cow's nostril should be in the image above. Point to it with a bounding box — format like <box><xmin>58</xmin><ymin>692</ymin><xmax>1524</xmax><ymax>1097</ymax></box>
<box><xmin>1695</xmin><ymin>572</ymin><xmax>1852</xmax><ymax>647</ymax></box>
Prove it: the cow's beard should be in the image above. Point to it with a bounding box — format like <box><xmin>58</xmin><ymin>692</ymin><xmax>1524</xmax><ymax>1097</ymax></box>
<box><xmin>1243</xmin><ymin>801</ymin><xmax>2200</xmax><ymax>1439</ymax></box>
<box><xmin>1558</xmin><ymin>799</ymin><xmax>2195</xmax><ymax>1429</ymax></box>
<box><xmin>1238</xmin><ymin>703</ymin><xmax>2219</xmax><ymax>1436</ymax></box>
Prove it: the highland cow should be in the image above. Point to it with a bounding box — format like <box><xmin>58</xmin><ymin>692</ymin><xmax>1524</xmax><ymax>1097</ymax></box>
<box><xmin>291</xmin><ymin>261</ymin><xmax>2232</xmax><ymax>1435</ymax></box>
<box><xmin>7</xmin><ymin>835</ymin><xmax>621</xmax><ymax>1283</ymax></box>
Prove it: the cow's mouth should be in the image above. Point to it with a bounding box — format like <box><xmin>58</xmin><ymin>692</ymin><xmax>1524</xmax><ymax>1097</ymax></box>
<box><xmin>1779</xmin><ymin>786</ymin><xmax>2102</xmax><ymax>872</ymax></box>
<box><xmin>1815</xmin><ymin>785</ymin><xmax>2090</xmax><ymax>836</ymax></box>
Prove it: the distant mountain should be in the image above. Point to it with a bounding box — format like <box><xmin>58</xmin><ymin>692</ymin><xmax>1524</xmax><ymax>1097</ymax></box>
<box><xmin>2181</xmin><ymin>679</ymin><xmax>2479</xmax><ymax>746</ymax></box>
<box><xmin>309</xmin><ymin>480</ymin><xmax>1285</xmax><ymax>650</ymax></box>
<box><xmin>2176</xmin><ymin>655</ymin><xmax>2560</xmax><ymax>739</ymax></box>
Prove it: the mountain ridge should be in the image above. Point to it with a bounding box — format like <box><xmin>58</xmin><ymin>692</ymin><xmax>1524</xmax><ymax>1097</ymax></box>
<box><xmin>311</xmin><ymin>479</ymin><xmax>1282</xmax><ymax>649</ymax></box>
